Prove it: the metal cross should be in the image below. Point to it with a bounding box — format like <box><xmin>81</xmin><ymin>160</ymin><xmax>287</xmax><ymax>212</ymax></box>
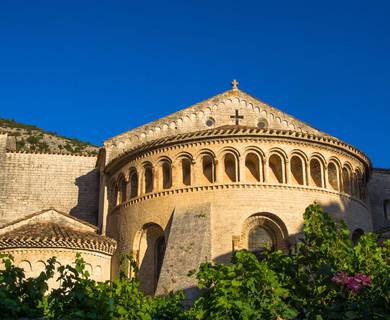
<box><xmin>230</xmin><ymin>109</ymin><xmax>244</xmax><ymax>125</ymax></box>
<box><xmin>231</xmin><ymin>79</ymin><xmax>239</xmax><ymax>89</ymax></box>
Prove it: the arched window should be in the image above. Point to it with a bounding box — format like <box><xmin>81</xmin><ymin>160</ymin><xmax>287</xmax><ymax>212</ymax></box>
<box><xmin>310</xmin><ymin>158</ymin><xmax>323</xmax><ymax>187</ymax></box>
<box><xmin>245</xmin><ymin>152</ymin><xmax>261</xmax><ymax>182</ymax></box>
<box><xmin>202</xmin><ymin>155</ymin><xmax>215</xmax><ymax>183</ymax></box>
<box><xmin>241</xmin><ymin>213</ymin><xmax>289</xmax><ymax>254</ymax></box>
<box><xmin>248</xmin><ymin>226</ymin><xmax>274</xmax><ymax>253</ymax></box>
<box><xmin>290</xmin><ymin>156</ymin><xmax>304</xmax><ymax>185</ymax></box>
<box><xmin>130</xmin><ymin>170</ymin><xmax>138</xmax><ymax>198</ymax></box>
<box><xmin>161</xmin><ymin>161</ymin><xmax>172</xmax><ymax>189</ymax></box>
<box><xmin>117</xmin><ymin>176</ymin><xmax>127</xmax><ymax>203</ymax></box>
<box><xmin>342</xmin><ymin>167</ymin><xmax>351</xmax><ymax>194</ymax></box>
<box><xmin>134</xmin><ymin>223</ymin><xmax>165</xmax><ymax>295</ymax></box>
<box><xmin>384</xmin><ymin>199</ymin><xmax>390</xmax><ymax>220</ymax></box>
<box><xmin>328</xmin><ymin>162</ymin><xmax>339</xmax><ymax>190</ymax></box>
<box><xmin>224</xmin><ymin>153</ymin><xmax>237</xmax><ymax>182</ymax></box>
<box><xmin>269</xmin><ymin>154</ymin><xmax>283</xmax><ymax>184</ymax></box>
<box><xmin>352</xmin><ymin>229</ymin><xmax>364</xmax><ymax>246</ymax></box>
<box><xmin>144</xmin><ymin>166</ymin><xmax>153</xmax><ymax>193</ymax></box>
<box><xmin>181</xmin><ymin>158</ymin><xmax>191</xmax><ymax>186</ymax></box>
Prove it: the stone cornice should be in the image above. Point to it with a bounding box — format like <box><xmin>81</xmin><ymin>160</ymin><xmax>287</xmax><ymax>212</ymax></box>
<box><xmin>110</xmin><ymin>182</ymin><xmax>369</xmax><ymax>214</ymax></box>
<box><xmin>105</xmin><ymin>126</ymin><xmax>371</xmax><ymax>174</ymax></box>
<box><xmin>6</xmin><ymin>150</ymin><xmax>98</xmax><ymax>158</ymax></box>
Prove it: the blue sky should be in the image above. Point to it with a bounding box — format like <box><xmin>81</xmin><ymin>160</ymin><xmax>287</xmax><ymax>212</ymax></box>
<box><xmin>0</xmin><ymin>1</ymin><xmax>389</xmax><ymax>167</ymax></box>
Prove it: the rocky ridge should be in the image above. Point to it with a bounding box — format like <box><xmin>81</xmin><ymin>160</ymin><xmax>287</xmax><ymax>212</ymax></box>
<box><xmin>0</xmin><ymin>118</ymin><xmax>99</xmax><ymax>156</ymax></box>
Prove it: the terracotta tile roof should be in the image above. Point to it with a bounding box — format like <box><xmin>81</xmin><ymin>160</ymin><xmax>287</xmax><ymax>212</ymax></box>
<box><xmin>0</xmin><ymin>222</ymin><xmax>116</xmax><ymax>255</ymax></box>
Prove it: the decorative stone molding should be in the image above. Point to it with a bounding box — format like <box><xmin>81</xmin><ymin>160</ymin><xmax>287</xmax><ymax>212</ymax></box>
<box><xmin>105</xmin><ymin>126</ymin><xmax>370</xmax><ymax>174</ymax></box>
<box><xmin>109</xmin><ymin>182</ymin><xmax>369</xmax><ymax>215</ymax></box>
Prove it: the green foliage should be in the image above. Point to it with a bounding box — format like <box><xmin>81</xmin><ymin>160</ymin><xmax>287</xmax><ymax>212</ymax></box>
<box><xmin>188</xmin><ymin>251</ymin><xmax>297</xmax><ymax>320</ymax></box>
<box><xmin>263</xmin><ymin>204</ymin><xmax>390</xmax><ymax>319</ymax></box>
<box><xmin>0</xmin><ymin>204</ymin><xmax>388</xmax><ymax>319</ymax></box>
<box><xmin>26</xmin><ymin>135</ymin><xmax>41</xmax><ymax>145</ymax></box>
<box><xmin>0</xmin><ymin>117</ymin><xmax>99</xmax><ymax>154</ymax></box>
<box><xmin>0</xmin><ymin>254</ymin><xmax>55</xmax><ymax>319</ymax></box>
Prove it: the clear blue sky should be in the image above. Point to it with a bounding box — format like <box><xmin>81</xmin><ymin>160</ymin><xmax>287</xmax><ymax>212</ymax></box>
<box><xmin>0</xmin><ymin>1</ymin><xmax>389</xmax><ymax>167</ymax></box>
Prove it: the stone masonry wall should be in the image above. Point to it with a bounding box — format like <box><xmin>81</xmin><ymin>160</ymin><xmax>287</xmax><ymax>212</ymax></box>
<box><xmin>0</xmin><ymin>135</ymin><xmax>99</xmax><ymax>226</ymax></box>
<box><xmin>367</xmin><ymin>169</ymin><xmax>390</xmax><ymax>233</ymax></box>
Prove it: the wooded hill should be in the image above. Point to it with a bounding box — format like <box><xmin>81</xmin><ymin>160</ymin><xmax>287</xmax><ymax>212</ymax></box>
<box><xmin>0</xmin><ymin>118</ymin><xmax>99</xmax><ymax>156</ymax></box>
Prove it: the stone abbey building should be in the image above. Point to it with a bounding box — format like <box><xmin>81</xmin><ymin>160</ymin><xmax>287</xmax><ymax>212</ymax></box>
<box><xmin>0</xmin><ymin>81</ymin><xmax>389</xmax><ymax>295</ymax></box>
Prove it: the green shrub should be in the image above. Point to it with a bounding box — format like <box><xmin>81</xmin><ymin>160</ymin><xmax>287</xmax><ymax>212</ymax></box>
<box><xmin>0</xmin><ymin>204</ymin><xmax>388</xmax><ymax>319</ymax></box>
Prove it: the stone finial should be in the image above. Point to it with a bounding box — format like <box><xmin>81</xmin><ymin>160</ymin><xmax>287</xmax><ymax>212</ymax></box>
<box><xmin>231</xmin><ymin>79</ymin><xmax>239</xmax><ymax>90</ymax></box>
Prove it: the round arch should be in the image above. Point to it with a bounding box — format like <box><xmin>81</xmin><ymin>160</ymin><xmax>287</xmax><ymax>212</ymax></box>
<box><xmin>133</xmin><ymin>222</ymin><xmax>166</xmax><ymax>295</ymax></box>
<box><xmin>241</xmin><ymin>213</ymin><xmax>289</xmax><ymax>253</ymax></box>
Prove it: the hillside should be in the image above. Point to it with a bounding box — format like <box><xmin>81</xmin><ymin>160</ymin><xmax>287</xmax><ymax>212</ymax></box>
<box><xmin>0</xmin><ymin>118</ymin><xmax>99</xmax><ymax>156</ymax></box>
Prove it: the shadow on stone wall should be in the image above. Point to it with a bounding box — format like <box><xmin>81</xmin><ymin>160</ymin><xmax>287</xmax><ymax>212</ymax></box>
<box><xmin>153</xmin><ymin>199</ymin><xmax>370</xmax><ymax>302</ymax></box>
<box><xmin>70</xmin><ymin>169</ymin><xmax>100</xmax><ymax>226</ymax></box>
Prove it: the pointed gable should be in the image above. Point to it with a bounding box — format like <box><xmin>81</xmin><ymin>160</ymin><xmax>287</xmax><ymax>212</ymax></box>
<box><xmin>105</xmin><ymin>85</ymin><xmax>330</xmax><ymax>162</ymax></box>
<box><xmin>0</xmin><ymin>208</ymin><xmax>97</xmax><ymax>235</ymax></box>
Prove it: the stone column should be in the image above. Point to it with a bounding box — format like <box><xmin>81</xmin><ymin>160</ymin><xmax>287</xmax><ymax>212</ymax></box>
<box><xmin>285</xmin><ymin>159</ymin><xmax>291</xmax><ymax>185</ymax></box>
<box><xmin>215</xmin><ymin>159</ymin><xmax>223</xmax><ymax>183</ymax></box>
<box><xmin>191</xmin><ymin>160</ymin><xmax>197</xmax><ymax>185</ymax></box>
<box><xmin>172</xmin><ymin>164</ymin><xmax>180</xmax><ymax>188</ymax></box>
<box><xmin>264</xmin><ymin>158</ymin><xmax>269</xmax><ymax>183</ymax></box>
<box><xmin>304</xmin><ymin>161</ymin><xmax>309</xmax><ymax>186</ymax></box>
<box><xmin>323</xmin><ymin>165</ymin><xmax>328</xmax><ymax>189</ymax></box>
<box><xmin>239</xmin><ymin>157</ymin><xmax>246</xmax><ymax>183</ymax></box>
<box><xmin>139</xmin><ymin>168</ymin><xmax>145</xmax><ymax>196</ymax></box>
<box><xmin>153</xmin><ymin>167</ymin><xmax>159</xmax><ymax>192</ymax></box>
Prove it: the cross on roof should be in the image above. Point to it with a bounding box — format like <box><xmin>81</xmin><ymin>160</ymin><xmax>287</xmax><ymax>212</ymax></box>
<box><xmin>231</xmin><ymin>79</ymin><xmax>239</xmax><ymax>89</ymax></box>
<box><xmin>230</xmin><ymin>109</ymin><xmax>244</xmax><ymax>125</ymax></box>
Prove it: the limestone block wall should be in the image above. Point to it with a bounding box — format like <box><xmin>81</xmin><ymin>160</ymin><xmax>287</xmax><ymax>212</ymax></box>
<box><xmin>367</xmin><ymin>169</ymin><xmax>390</xmax><ymax>233</ymax></box>
<box><xmin>110</xmin><ymin>184</ymin><xmax>370</xmax><ymax>264</ymax></box>
<box><xmin>0</xmin><ymin>136</ymin><xmax>99</xmax><ymax>226</ymax></box>
<box><xmin>103</xmin><ymin>129</ymin><xmax>371</xmax><ymax>292</ymax></box>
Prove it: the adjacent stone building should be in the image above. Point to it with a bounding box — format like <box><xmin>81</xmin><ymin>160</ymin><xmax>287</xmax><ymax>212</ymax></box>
<box><xmin>0</xmin><ymin>81</ymin><xmax>389</xmax><ymax>294</ymax></box>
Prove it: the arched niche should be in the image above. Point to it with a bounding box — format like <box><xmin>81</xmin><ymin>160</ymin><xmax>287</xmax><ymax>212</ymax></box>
<box><xmin>129</xmin><ymin>169</ymin><xmax>138</xmax><ymax>198</ymax></box>
<box><xmin>201</xmin><ymin>154</ymin><xmax>215</xmax><ymax>183</ymax></box>
<box><xmin>290</xmin><ymin>155</ymin><xmax>305</xmax><ymax>185</ymax></box>
<box><xmin>224</xmin><ymin>153</ymin><xmax>238</xmax><ymax>182</ymax></box>
<box><xmin>268</xmin><ymin>154</ymin><xmax>284</xmax><ymax>184</ymax></box>
<box><xmin>118</xmin><ymin>175</ymin><xmax>127</xmax><ymax>204</ymax></box>
<box><xmin>133</xmin><ymin>223</ymin><xmax>166</xmax><ymax>295</ymax></box>
<box><xmin>309</xmin><ymin>158</ymin><xmax>323</xmax><ymax>188</ymax></box>
<box><xmin>245</xmin><ymin>152</ymin><xmax>261</xmax><ymax>183</ymax></box>
<box><xmin>181</xmin><ymin>158</ymin><xmax>191</xmax><ymax>186</ymax></box>
<box><xmin>95</xmin><ymin>265</ymin><xmax>102</xmax><ymax>282</ymax></box>
<box><xmin>34</xmin><ymin>260</ymin><xmax>46</xmax><ymax>277</ymax></box>
<box><xmin>241</xmin><ymin>213</ymin><xmax>289</xmax><ymax>254</ymax></box>
<box><xmin>144</xmin><ymin>165</ymin><xmax>154</xmax><ymax>194</ymax></box>
<box><xmin>161</xmin><ymin>160</ymin><xmax>172</xmax><ymax>189</ymax></box>
<box><xmin>328</xmin><ymin>162</ymin><xmax>339</xmax><ymax>191</ymax></box>
<box><xmin>342</xmin><ymin>167</ymin><xmax>351</xmax><ymax>194</ymax></box>
<box><xmin>19</xmin><ymin>260</ymin><xmax>32</xmax><ymax>277</ymax></box>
